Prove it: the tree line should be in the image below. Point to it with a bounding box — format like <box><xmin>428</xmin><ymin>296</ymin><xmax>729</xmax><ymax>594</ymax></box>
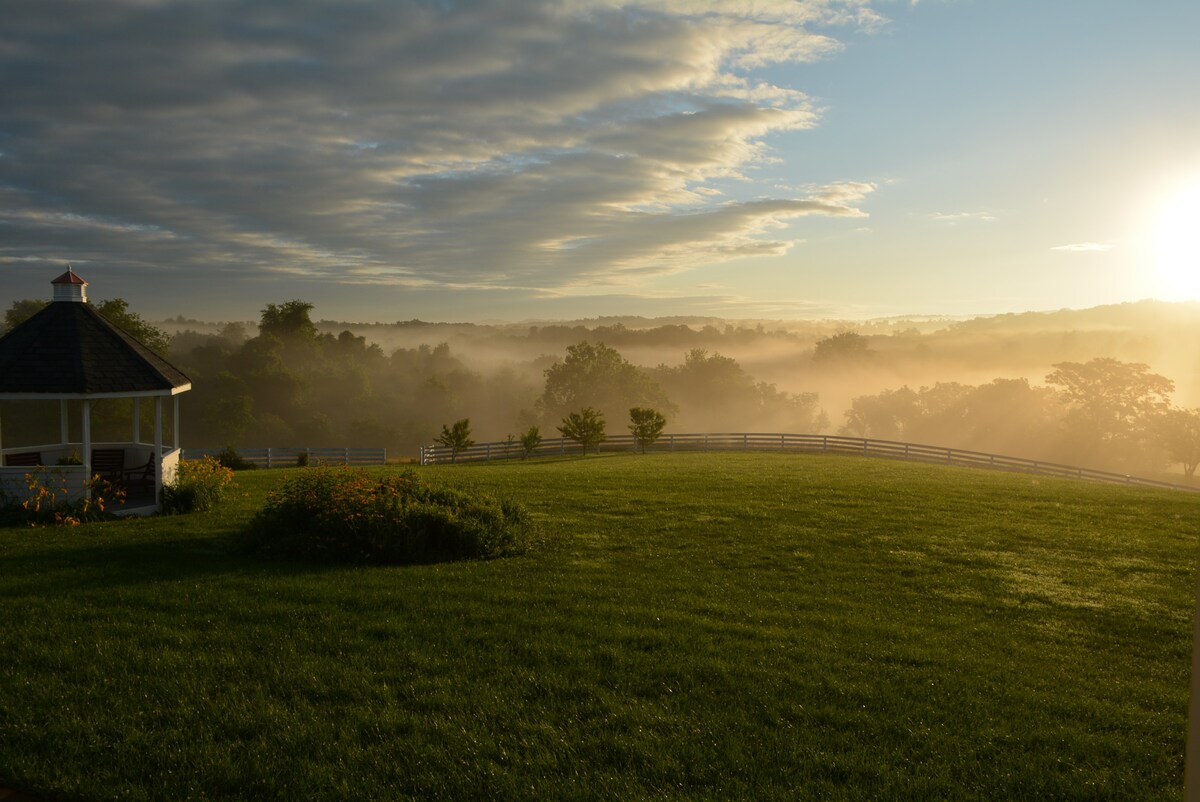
<box><xmin>3</xmin><ymin>296</ymin><xmax>1197</xmax><ymax>477</ymax></box>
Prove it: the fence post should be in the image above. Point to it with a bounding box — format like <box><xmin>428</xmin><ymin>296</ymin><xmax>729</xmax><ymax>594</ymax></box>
<box><xmin>705</xmin><ymin>434</ymin><xmax>709</xmax><ymax>452</ymax></box>
<box><xmin>560</xmin><ymin>438</ymin><xmax>565</xmax><ymax>455</ymax></box>
<box><xmin>862</xmin><ymin>439</ymin><xmax>868</xmax><ymax>455</ymax></box>
<box><xmin>823</xmin><ymin>436</ymin><xmax>828</xmax><ymax>452</ymax></box>
<box><xmin>486</xmin><ymin>443</ymin><xmax>491</xmax><ymax>461</ymax></box>
<box><xmin>670</xmin><ymin>434</ymin><xmax>675</xmax><ymax>452</ymax></box>
<box><xmin>780</xmin><ymin>433</ymin><xmax>785</xmax><ymax>450</ymax></box>
<box><xmin>266</xmin><ymin>447</ymin><xmax>272</xmax><ymax>469</ymax></box>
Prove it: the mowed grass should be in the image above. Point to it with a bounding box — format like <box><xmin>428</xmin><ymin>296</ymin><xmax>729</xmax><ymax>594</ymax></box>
<box><xmin>0</xmin><ymin>452</ymin><xmax>1196</xmax><ymax>801</ymax></box>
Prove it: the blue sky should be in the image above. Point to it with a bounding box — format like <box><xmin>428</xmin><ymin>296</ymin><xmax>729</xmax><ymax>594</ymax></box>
<box><xmin>2</xmin><ymin>0</ymin><xmax>1198</xmax><ymax>322</ymax></box>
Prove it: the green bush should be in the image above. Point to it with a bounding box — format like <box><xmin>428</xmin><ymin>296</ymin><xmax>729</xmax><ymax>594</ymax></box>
<box><xmin>216</xmin><ymin>446</ymin><xmax>256</xmax><ymax>471</ymax></box>
<box><xmin>161</xmin><ymin>457</ymin><xmax>235</xmax><ymax>515</ymax></box>
<box><xmin>241</xmin><ymin>467</ymin><xmax>531</xmax><ymax>564</ymax></box>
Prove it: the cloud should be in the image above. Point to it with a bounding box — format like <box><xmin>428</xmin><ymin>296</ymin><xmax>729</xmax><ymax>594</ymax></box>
<box><xmin>1050</xmin><ymin>242</ymin><xmax>1114</xmax><ymax>252</ymax></box>
<box><xmin>0</xmin><ymin>0</ymin><xmax>881</xmax><ymax>301</ymax></box>
<box><xmin>928</xmin><ymin>211</ymin><xmax>998</xmax><ymax>223</ymax></box>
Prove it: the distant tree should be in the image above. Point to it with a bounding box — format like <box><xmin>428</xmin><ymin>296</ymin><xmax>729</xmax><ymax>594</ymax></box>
<box><xmin>558</xmin><ymin>407</ymin><xmax>606</xmax><ymax>454</ymax></box>
<box><xmin>539</xmin><ymin>341</ymin><xmax>674</xmax><ymax>423</ymax></box>
<box><xmin>1046</xmin><ymin>358</ymin><xmax>1174</xmax><ymax>462</ymax></box>
<box><xmin>812</xmin><ymin>331</ymin><xmax>874</xmax><ymax>367</ymax></box>
<box><xmin>628</xmin><ymin>407</ymin><xmax>666</xmax><ymax>454</ymax></box>
<box><xmin>436</xmin><ymin>418</ymin><xmax>475</xmax><ymax>463</ymax></box>
<box><xmin>841</xmin><ymin>386</ymin><xmax>920</xmax><ymax>439</ymax></box>
<box><xmin>1157</xmin><ymin>407</ymin><xmax>1200</xmax><ymax>478</ymax></box>
<box><xmin>519</xmin><ymin>425</ymin><xmax>543</xmax><ymax>459</ymax></box>
<box><xmin>3</xmin><ymin>299</ymin><xmax>48</xmax><ymax>332</ymax></box>
<box><xmin>259</xmin><ymin>300</ymin><xmax>318</xmax><ymax>343</ymax></box>
<box><xmin>93</xmin><ymin>298</ymin><xmax>171</xmax><ymax>357</ymax></box>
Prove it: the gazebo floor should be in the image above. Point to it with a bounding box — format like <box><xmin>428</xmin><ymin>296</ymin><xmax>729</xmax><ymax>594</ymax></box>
<box><xmin>112</xmin><ymin>487</ymin><xmax>157</xmax><ymax>517</ymax></box>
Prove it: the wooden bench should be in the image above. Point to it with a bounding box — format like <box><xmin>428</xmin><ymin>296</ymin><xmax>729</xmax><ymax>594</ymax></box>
<box><xmin>91</xmin><ymin>448</ymin><xmax>155</xmax><ymax>492</ymax></box>
<box><xmin>3</xmin><ymin>451</ymin><xmax>42</xmax><ymax>467</ymax></box>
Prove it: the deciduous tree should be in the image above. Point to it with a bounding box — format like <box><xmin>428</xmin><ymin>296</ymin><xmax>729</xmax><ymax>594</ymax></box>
<box><xmin>558</xmin><ymin>407</ymin><xmax>606</xmax><ymax>454</ymax></box>
<box><xmin>1158</xmin><ymin>407</ymin><xmax>1200</xmax><ymax>478</ymax></box>
<box><xmin>628</xmin><ymin>407</ymin><xmax>666</xmax><ymax>453</ymax></box>
<box><xmin>436</xmin><ymin>418</ymin><xmax>475</xmax><ymax>463</ymax></box>
<box><xmin>539</xmin><ymin>342</ymin><xmax>673</xmax><ymax>424</ymax></box>
<box><xmin>519</xmin><ymin>425</ymin><xmax>542</xmax><ymax>459</ymax></box>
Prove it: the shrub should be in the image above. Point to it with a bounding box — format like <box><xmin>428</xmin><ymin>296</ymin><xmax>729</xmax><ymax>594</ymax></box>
<box><xmin>216</xmin><ymin>446</ymin><xmax>256</xmax><ymax>471</ymax></box>
<box><xmin>241</xmin><ymin>467</ymin><xmax>530</xmax><ymax>564</ymax></box>
<box><xmin>161</xmin><ymin>457</ymin><xmax>235</xmax><ymax>515</ymax></box>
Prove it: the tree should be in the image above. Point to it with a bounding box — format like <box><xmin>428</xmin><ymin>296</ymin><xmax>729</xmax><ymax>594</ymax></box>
<box><xmin>628</xmin><ymin>407</ymin><xmax>666</xmax><ymax>454</ymax></box>
<box><xmin>436</xmin><ymin>418</ymin><xmax>475</xmax><ymax>463</ymax></box>
<box><xmin>519</xmin><ymin>425</ymin><xmax>543</xmax><ymax>459</ymax></box>
<box><xmin>1158</xmin><ymin>407</ymin><xmax>1200</xmax><ymax>478</ymax></box>
<box><xmin>94</xmin><ymin>298</ymin><xmax>171</xmax><ymax>356</ymax></box>
<box><xmin>840</xmin><ymin>386</ymin><xmax>920</xmax><ymax>439</ymax></box>
<box><xmin>3</xmin><ymin>299</ymin><xmax>48</xmax><ymax>332</ymax></box>
<box><xmin>558</xmin><ymin>407</ymin><xmax>606</xmax><ymax>454</ymax></box>
<box><xmin>812</xmin><ymin>331</ymin><xmax>874</xmax><ymax>367</ymax></box>
<box><xmin>539</xmin><ymin>341</ymin><xmax>674</xmax><ymax>423</ymax></box>
<box><xmin>259</xmin><ymin>300</ymin><xmax>318</xmax><ymax>343</ymax></box>
<box><xmin>1046</xmin><ymin>358</ymin><xmax>1174</xmax><ymax>465</ymax></box>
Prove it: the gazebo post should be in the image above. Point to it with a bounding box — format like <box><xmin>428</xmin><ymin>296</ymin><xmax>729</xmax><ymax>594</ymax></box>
<box><xmin>154</xmin><ymin>397</ymin><xmax>163</xmax><ymax>506</ymax></box>
<box><xmin>132</xmin><ymin>398</ymin><xmax>141</xmax><ymax>445</ymax></box>
<box><xmin>60</xmin><ymin>399</ymin><xmax>69</xmax><ymax>445</ymax></box>
<box><xmin>173</xmin><ymin>396</ymin><xmax>180</xmax><ymax>450</ymax></box>
<box><xmin>82</xmin><ymin>399</ymin><xmax>92</xmax><ymax>500</ymax></box>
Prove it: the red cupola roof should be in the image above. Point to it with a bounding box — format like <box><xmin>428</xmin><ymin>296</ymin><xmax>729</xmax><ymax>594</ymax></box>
<box><xmin>51</xmin><ymin>268</ymin><xmax>88</xmax><ymax>286</ymax></box>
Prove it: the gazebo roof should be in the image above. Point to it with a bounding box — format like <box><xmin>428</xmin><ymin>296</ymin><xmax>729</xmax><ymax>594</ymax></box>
<box><xmin>0</xmin><ymin>289</ymin><xmax>191</xmax><ymax>398</ymax></box>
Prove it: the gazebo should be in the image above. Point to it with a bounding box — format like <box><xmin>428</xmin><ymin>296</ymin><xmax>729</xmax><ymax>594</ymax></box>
<box><xmin>0</xmin><ymin>269</ymin><xmax>192</xmax><ymax>514</ymax></box>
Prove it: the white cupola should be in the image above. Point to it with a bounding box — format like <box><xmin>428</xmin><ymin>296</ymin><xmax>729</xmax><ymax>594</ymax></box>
<box><xmin>51</xmin><ymin>267</ymin><xmax>88</xmax><ymax>303</ymax></box>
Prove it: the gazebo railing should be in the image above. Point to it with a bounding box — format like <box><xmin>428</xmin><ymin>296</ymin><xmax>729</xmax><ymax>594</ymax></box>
<box><xmin>1</xmin><ymin>441</ymin><xmax>181</xmax><ymax>506</ymax></box>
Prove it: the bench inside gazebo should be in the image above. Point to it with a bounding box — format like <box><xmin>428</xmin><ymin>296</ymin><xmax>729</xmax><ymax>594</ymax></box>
<box><xmin>0</xmin><ymin>269</ymin><xmax>192</xmax><ymax>515</ymax></box>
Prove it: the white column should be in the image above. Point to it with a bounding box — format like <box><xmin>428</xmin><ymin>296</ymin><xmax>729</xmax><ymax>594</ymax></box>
<box><xmin>60</xmin><ymin>399</ymin><xmax>69</xmax><ymax>444</ymax></box>
<box><xmin>82</xmin><ymin>400</ymin><xmax>92</xmax><ymax>500</ymax></box>
<box><xmin>132</xmin><ymin>398</ymin><xmax>141</xmax><ymax>444</ymax></box>
<box><xmin>173</xmin><ymin>396</ymin><xmax>179</xmax><ymax>450</ymax></box>
<box><xmin>154</xmin><ymin>397</ymin><xmax>163</xmax><ymax>507</ymax></box>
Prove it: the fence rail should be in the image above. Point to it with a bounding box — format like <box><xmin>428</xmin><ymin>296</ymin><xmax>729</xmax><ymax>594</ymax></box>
<box><xmin>418</xmin><ymin>432</ymin><xmax>1198</xmax><ymax>493</ymax></box>
<box><xmin>182</xmin><ymin>446</ymin><xmax>386</xmax><ymax>468</ymax></box>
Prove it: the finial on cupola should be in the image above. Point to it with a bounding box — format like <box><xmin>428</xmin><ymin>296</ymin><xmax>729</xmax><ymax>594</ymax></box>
<box><xmin>51</xmin><ymin>266</ymin><xmax>88</xmax><ymax>303</ymax></box>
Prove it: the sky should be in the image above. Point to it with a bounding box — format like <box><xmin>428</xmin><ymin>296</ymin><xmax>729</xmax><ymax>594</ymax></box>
<box><xmin>3</xmin><ymin>0</ymin><xmax>1199</xmax><ymax>323</ymax></box>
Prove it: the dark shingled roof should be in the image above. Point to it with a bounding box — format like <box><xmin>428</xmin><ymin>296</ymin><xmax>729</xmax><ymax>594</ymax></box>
<box><xmin>0</xmin><ymin>301</ymin><xmax>191</xmax><ymax>396</ymax></box>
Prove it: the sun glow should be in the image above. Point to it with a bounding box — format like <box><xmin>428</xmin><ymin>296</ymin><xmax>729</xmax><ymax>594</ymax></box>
<box><xmin>1150</xmin><ymin>178</ymin><xmax>1200</xmax><ymax>301</ymax></box>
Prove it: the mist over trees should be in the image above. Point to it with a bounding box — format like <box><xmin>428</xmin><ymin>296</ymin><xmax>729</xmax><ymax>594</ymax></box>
<box><xmin>4</xmin><ymin>294</ymin><xmax>1198</xmax><ymax>478</ymax></box>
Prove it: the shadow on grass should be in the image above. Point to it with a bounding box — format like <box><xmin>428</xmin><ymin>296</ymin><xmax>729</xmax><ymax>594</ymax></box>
<box><xmin>0</xmin><ymin>534</ymin><xmax>339</xmax><ymax>596</ymax></box>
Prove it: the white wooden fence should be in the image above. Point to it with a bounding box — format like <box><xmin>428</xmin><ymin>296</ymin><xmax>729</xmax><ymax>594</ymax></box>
<box><xmin>419</xmin><ymin>432</ymin><xmax>1199</xmax><ymax>493</ymax></box>
<box><xmin>182</xmin><ymin>446</ymin><xmax>386</xmax><ymax>468</ymax></box>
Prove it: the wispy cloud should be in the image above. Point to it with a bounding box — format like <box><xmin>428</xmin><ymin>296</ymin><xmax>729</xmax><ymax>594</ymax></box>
<box><xmin>928</xmin><ymin>211</ymin><xmax>998</xmax><ymax>223</ymax></box>
<box><xmin>0</xmin><ymin>0</ymin><xmax>881</xmax><ymax>299</ymax></box>
<box><xmin>1050</xmin><ymin>242</ymin><xmax>1114</xmax><ymax>252</ymax></box>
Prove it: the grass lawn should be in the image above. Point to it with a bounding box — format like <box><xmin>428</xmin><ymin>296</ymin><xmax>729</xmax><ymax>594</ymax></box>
<box><xmin>0</xmin><ymin>452</ymin><xmax>1196</xmax><ymax>800</ymax></box>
